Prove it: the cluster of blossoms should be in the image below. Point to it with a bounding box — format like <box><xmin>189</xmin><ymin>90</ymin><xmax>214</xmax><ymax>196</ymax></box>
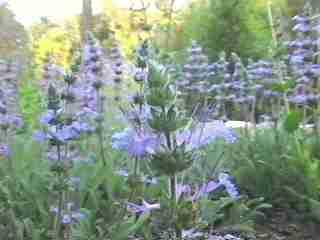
<box><xmin>35</xmin><ymin>56</ymin><xmax>94</xmax><ymax>236</ymax></box>
<box><xmin>112</xmin><ymin>120</ymin><xmax>236</xmax><ymax>158</ymax></box>
<box><xmin>112</xmin><ymin>128</ymin><xmax>159</xmax><ymax>158</ymax></box>
<box><xmin>109</xmin><ymin>39</ymin><xmax>125</xmax><ymax>101</ymax></box>
<box><xmin>178</xmin><ymin>41</ymin><xmax>214</xmax><ymax>95</ymax></box>
<box><xmin>183</xmin><ymin>231</ymin><xmax>241</xmax><ymax>240</ymax></box>
<box><xmin>35</xmin><ymin>81</ymin><xmax>93</xmax><ymax>165</ymax></box>
<box><xmin>176</xmin><ymin>4</ymin><xmax>320</xmax><ymax>125</ymax></box>
<box><xmin>176</xmin><ymin>172</ymin><xmax>240</xmax><ymax>203</ymax></box>
<box><xmin>50</xmin><ymin>202</ymin><xmax>86</xmax><ymax>226</ymax></box>
<box><xmin>287</xmin><ymin>3</ymin><xmax>320</xmax><ymax>107</ymax></box>
<box><xmin>0</xmin><ymin>60</ymin><xmax>23</xmax><ymax>159</ymax></box>
<box><xmin>211</xmin><ymin>53</ymin><xmax>257</xmax><ymax>120</ymax></box>
<box><xmin>79</xmin><ymin>33</ymin><xmax>106</xmax><ymax>119</ymax></box>
<box><xmin>247</xmin><ymin>59</ymin><xmax>278</xmax><ymax>99</ymax></box>
<box><xmin>127</xmin><ymin>200</ymin><xmax>161</xmax><ymax>216</ymax></box>
<box><xmin>79</xmin><ymin>33</ymin><xmax>117</xmax><ymax>165</ymax></box>
<box><xmin>177</xmin><ymin>41</ymin><xmax>215</xmax><ymax>116</ymax></box>
<box><xmin>40</xmin><ymin>58</ymin><xmax>65</xmax><ymax>93</ymax></box>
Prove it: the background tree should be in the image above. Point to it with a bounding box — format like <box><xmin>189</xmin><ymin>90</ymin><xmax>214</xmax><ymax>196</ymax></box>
<box><xmin>180</xmin><ymin>0</ymin><xmax>273</xmax><ymax>60</ymax></box>
<box><xmin>81</xmin><ymin>0</ymin><xmax>93</xmax><ymax>43</ymax></box>
<box><xmin>0</xmin><ymin>3</ymin><xmax>29</xmax><ymax>58</ymax></box>
<box><xmin>31</xmin><ymin>17</ymin><xmax>81</xmax><ymax>69</ymax></box>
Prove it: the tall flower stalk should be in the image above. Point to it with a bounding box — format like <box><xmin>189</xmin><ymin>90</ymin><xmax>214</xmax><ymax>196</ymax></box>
<box><xmin>81</xmin><ymin>33</ymin><xmax>108</xmax><ymax>165</ymax></box>
<box><xmin>287</xmin><ymin>3</ymin><xmax>320</xmax><ymax>132</ymax></box>
<box><xmin>112</xmin><ymin>43</ymin><xmax>237</xmax><ymax>239</ymax></box>
<box><xmin>35</xmin><ymin>67</ymin><xmax>88</xmax><ymax>238</ymax></box>
<box><xmin>0</xmin><ymin>60</ymin><xmax>23</xmax><ymax>176</ymax></box>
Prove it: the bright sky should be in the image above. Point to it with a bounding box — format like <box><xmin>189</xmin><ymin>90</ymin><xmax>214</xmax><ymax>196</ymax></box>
<box><xmin>8</xmin><ymin>0</ymin><xmax>190</xmax><ymax>26</ymax></box>
<box><xmin>8</xmin><ymin>0</ymin><xmax>131</xmax><ymax>26</ymax></box>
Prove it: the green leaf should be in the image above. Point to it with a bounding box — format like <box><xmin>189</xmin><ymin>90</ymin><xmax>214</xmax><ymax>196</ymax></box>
<box><xmin>271</xmin><ymin>80</ymin><xmax>296</xmax><ymax>93</ymax></box>
<box><xmin>110</xmin><ymin>216</ymin><xmax>148</xmax><ymax>240</ymax></box>
<box><xmin>283</xmin><ymin>111</ymin><xmax>303</xmax><ymax>133</ymax></box>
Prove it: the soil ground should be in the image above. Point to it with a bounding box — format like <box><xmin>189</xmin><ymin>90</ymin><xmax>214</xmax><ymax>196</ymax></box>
<box><xmin>253</xmin><ymin>208</ymin><xmax>319</xmax><ymax>240</ymax></box>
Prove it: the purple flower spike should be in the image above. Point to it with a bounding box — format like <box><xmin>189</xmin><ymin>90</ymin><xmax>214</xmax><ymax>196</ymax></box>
<box><xmin>293</xmin><ymin>22</ymin><xmax>312</xmax><ymax>33</ymax></box>
<box><xmin>218</xmin><ymin>173</ymin><xmax>241</xmax><ymax>199</ymax></box>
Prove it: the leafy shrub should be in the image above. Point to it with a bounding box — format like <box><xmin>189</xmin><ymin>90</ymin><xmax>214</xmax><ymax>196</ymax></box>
<box><xmin>180</xmin><ymin>0</ymin><xmax>273</xmax><ymax>60</ymax></box>
<box><xmin>226</xmin><ymin>129</ymin><xmax>320</xmax><ymax>218</ymax></box>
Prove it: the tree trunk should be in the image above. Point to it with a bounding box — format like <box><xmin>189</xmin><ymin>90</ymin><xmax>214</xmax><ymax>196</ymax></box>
<box><xmin>81</xmin><ymin>0</ymin><xmax>93</xmax><ymax>43</ymax></box>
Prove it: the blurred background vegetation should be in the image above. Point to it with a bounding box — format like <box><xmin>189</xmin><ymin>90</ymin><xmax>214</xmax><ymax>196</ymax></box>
<box><xmin>1</xmin><ymin>0</ymin><xmax>320</xmax><ymax>127</ymax></box>
<box><xmin>3</xmin><ymin>0</ymin><xmax>320</xmax><ymax>65</ymax></box>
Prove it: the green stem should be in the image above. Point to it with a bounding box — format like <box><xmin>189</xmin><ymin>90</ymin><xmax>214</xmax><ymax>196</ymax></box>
<box><xmin>170</xmin><ymin>174</ymin><xmax>176</xmax><ymax>203</ymax></box>
<box><xmin>55</xmin><ymin>144</ymin><xmax>64</xmax><ymax>240</ymax></box>
<box><xmin>96</xmin><ymin>88</ymin><xmax>107</xmax><ymax>166</ymax></box>
<box><xmin>133</xmin><ymin>156</ymin><xmax>139</xmax><ymax>178</ymax></box>
<box><xmin>97</xmin><ymin>127</ymin><xmax>107</xmax><ymax>166</ymax></box>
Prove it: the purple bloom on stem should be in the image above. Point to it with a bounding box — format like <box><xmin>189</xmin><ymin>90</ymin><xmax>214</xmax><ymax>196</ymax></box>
<box><xmin>40</xmin><ymin>110</ymin><xmax>57</xmax><ymax>126</ymax></box>
<box><xmin>196</xmin><ymin>180</ymin><xmax>222</xmax><ymax>199</ymax></box>
<box><xmin>293</xmin><ymin>22</ymin><xmax>311</xmax><ymax>33</ymax></box>
<box><xmin>142</xmin><ymin>176</ymin><xmax>158</xmax><ymax>185</ymax></box>
<box><xmin>71</xmin><ymin>121</ymin><xmax>95</xmax><ymax>134</ymax></box>
<box><xmin>50</xmin><ymin>203</ymin><xmax>87</xmax><ymax>225</ymax></box>
<box><xmin>112</xmin><ymin>128</ymin><xmax>159</xmax><ymax>158</ymax></box>
<box><xmin>0</xmin><ymin>115</ymin><xmax>23</xmax><ymax>129</ymax></box>
<box><xmin>289</xmin><ymin>94</ymin><xmax>309</xmax><ymax>105</ymax></box>
<box><xmin>176</xmin><ymin>184</ymin><xmax>192</xmax><ymax>200</ymax></box>
<box><xmin>178</xmin><ymin>173</ymin><xmax>240</xmax><ymax>202</ymax></box>
<box><xmin>116</xmin><ymin>169</ymin><xmax>130</xmax><ymax>177</ymax></box>
<box><xmin>51</xmin><ymin>126</ymin><xmax>81</xmax><ymax>143</ymax></box>
<box><xmin>178</xmin><ymin>121</ymin><xmax>237</xmax><ymax>150</ymax></box>
<box><xmin>218</xmin><ymin>173</ymin><xmax>241</xmax><ymax>199</ymax></box>
<box><xmin>127</xmin><ymin>200</ymin><xmax>160</xmax><ymax>216</ymax></box>
<box><xmin>129</xmin><ymin>133</ymin><xmax>159</xmax><ymax>157</ymax></box>
<box><xmin>71</xmin><ymin>211</ymin><xmax>87</xmax><ymax>222</ymax></box>
<box><xmin>182</xmin><ymin>229</ymin><xmax>204</xmax><ymax>239</ymax></box>
<box><xmin>33</xmin><ymin>131</ymin><xmax>48</xmax><ymax>142</ymax></box>
<box><xmin>111</xmin><ymin>129</ymin><xmax>132</xmax><ymax>151</ymax></box>
<box><xmin>62</xmin><ymin>214</ymin><xmax>72</xmax><ymax>225</ymax></box>
<box><xmin>311</xmin><ymin>64</ymin><xmax>320</xmax><ymax>75</ymax></box>
<box><xmin>0</xmin><ymin>144</ymin><xmax>11</xmax><ymax>158</ymax></box>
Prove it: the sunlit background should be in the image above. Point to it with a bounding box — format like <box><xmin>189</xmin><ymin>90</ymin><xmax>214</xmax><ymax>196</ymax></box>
<box><xmin>8</xmin><ymin>0</ymin><xmax>189</xmax><ymax>26</ymax></box>
<box><xmin>9</xmin><ymin>0</ymin><xmax>102</xmax><ymax>25</ymax></box>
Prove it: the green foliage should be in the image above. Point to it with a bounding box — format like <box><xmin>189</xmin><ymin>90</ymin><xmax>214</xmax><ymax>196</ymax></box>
<box><xmin>20</xmin><ymin>66</ymin><xmax>45</xmax><ymax>129</ymax></box>
<box><xmin>0</xmin><ymin>136</ymin><xmax>51</xmax><ymax>239</ymax></box>
<box><xmin>200</xmin><ymin>196</ymin><xmax>271</xmax><ymax>233</ymax></box>
<box><xmin>181</xmin><ymin>0</ymin><xmax>273</xmax><ymax>60</ymax></box>
<box><xmin>31</xmin><ymin>17</ymin><xmax>81</xmax><ymax>69</ymax></box>
<box><xmin>0</xmin><ymin>4</ymin><xmax>29</xmax><ymax>58</ymax></box>
<box><xmin>150</xmin><ymin>144</ymin><xmax>194</xmax><ymax>176</ymax></box>
<box><xmin>283</xmin><ymin>111</ymin><xmax>303</xmax><ymax>133</ymax></box>
<box><xmin>227</xmin><ymin>129</ymin><xmax>320</xmax><ymax>213</ymax></box>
